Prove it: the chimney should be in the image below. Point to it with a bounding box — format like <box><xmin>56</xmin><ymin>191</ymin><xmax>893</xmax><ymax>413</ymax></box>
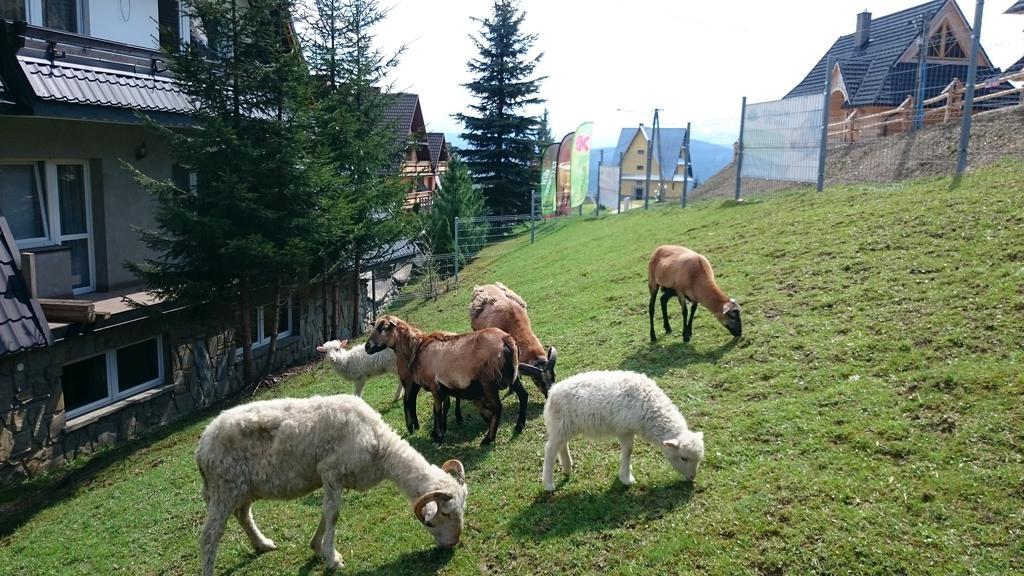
<box><xmin>855</xmin><ymin>11</ymin><xmax>872</xmax><ymax>48</ymax></box>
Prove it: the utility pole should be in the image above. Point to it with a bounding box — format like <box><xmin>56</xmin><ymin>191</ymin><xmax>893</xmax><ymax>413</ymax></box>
<box><xmin>681</xmin><ymin>121</ymin><xmax>691</xmax><ymax>207</ymax></box>
<box><xmin>643</xmin><ymin>108</ymin><xmax>660</xmax><ymax>210</ymax></box>
<box><xmin>957</xmin><ymin>0</ymin><xmax>985</xmax><ymax>175</ymax></box>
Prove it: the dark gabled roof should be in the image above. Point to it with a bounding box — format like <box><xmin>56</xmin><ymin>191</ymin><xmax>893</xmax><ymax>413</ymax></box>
<box><xmin>382</xmin><ymin>92</ymin><xmax>422</xmax><ymax>139</ymax></box>
<box><xmin>1007</xmin><ymin>0</ymin><xmax>1024</xmax><ymax>14</ymax></box>
<box><xmin>426</xmin><ymin>132</ymin><xmax>447</xmax><ymax>166</ymax></box>
<box><xmin>1008</xmin><ymin>55</ymin><xmax>1024</xmax><ymax>74</ymax></box>
<box><xmin>610</xmin><ymin>126</ymin><xmax>692</xmax><ymax>181</ymax></box>
<box><xmin>0</xmin><ymin>217</ymin><xmax>53</xmax><ymax>357</ymax></box>
<box><xmin>785</xmin><ymin>0</ymin><xmax>1002</xmax><ymax>107</ymax></box>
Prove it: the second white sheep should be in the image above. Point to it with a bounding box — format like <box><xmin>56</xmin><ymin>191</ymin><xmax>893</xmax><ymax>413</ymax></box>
<box><xmin>317</xmin><ymin>339</ymin><xmax>401</xmax><ymax>400</ymax></box>
<box><xmin>542</xmin><ymin>370</ymin><xmax>705</xmax><ymax>491</ymax></box>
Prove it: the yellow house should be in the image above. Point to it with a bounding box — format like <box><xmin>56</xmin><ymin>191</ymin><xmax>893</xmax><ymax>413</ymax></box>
<box><xmin>610</xmin><ymin>125</ymin><xmax>692</xmax><ymax>208</ymax></box>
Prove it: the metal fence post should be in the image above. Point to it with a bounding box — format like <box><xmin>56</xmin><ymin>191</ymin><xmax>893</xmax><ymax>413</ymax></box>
<box><xmin>530</xmin><ymin>189</ymin><xmax>536</xmax><ymax>243</ymax></box>
<box><xmin>956</xmin><ymin>0</ymin><xmax>985</xmax><ymax>176</ymax></box>
<box><xmin>817</xmin><ymin>57</ymin><xmax>832</xmax><ymax>192</ymax></box>
<box><xmin>453</xmin><ymin>216</ymin><xmax>460</xmax><ymax>283</ymax></box>
<box><xmin>734</xmin><ymin>96</ymin><xmax>747</xmax><ymax>201</ymax></box>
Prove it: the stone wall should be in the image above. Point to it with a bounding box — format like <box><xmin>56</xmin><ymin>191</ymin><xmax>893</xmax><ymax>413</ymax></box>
<box><xmin>0</xmin><ymin>285</ymin><xmax>355</xmax><ymax>485</ymax></box>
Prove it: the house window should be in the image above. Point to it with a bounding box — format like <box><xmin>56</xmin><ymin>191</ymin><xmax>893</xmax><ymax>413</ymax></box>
<box><xmin>43</xmin><ymin>0</ymin><xmax>81</xmax><ymax>32</ymax></box>
<box><xmin>636</xmin><ymin>149</ymin><xmax>644</xmax><ymax>155</ymax></box>
<box><xmin>158</xmin><ymin>0</ymin><xmax>191</xmax><ymax>51</ymax></box>
<box><xmin>0</xmin><ymin>163</ymin><xmax>49</xmax><ymax>245</ymax></box>
<box><xmin>244</xmin><ymin>296</ymin><xmax>297</xmax><ymax>351</ymax></box>
<box><xmin>63</xmin><ymin>336</ymin><xmax>165</xmax><ymax>419</ymax></box>
<box><xmin>634</xmin><ymin>186</ymin><xmax>644</xmax><ymax>200</ymax></box>
<box><xmin>636</xmin><ymin>165</ymin><xmax>644</xmax><ymax>171</ymax></box>
<box><xmin>172</xmin><ymin>164</ymin><xmax>198</xmax><ymax>194</ymax></box>
<box><xmin>0</xmin><ymin>160</ymin><xmax>95</xmax><ymax>293</ymax></box>
<box><xmin>0</xmin><ymin>0</ymin><xmax>26</xmax><ymax>21</ymax></box>
<box><xmin>5</xmin><ymin>1</ymin><xmax>85</xmax><ymax>32</ymax></box>
<box><xmin>926</xmin><ymin>21</ymin><xmax>965</xmax><ymax>60</ymax></box>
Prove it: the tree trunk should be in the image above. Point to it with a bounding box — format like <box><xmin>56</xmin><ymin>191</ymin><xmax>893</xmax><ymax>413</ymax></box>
<box><xmin>260</xmin><ymin>278</ymin><xmax>283</xmax><ymax>378</ymax></box>
<box><xmin>239</xmin><ymin>278</ymin><xmax>256</xmax><ymax>386</ymax></box>
<box><xmin>351</xmin><ymin>255</ymin><xmax>361</xmax><ymax>337</ymax></box>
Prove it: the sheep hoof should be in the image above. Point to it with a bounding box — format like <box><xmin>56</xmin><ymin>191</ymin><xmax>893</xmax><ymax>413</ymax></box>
<box><xmin>514</xmin><ymin>423</ymin><xmax>525</xmax><ymax>433</ymax></box>
<box><xmin>544</xmin><ymin>483</ymin><xmax>556</xmax><ymax>492</ymax></box>
<box><xmin>324</xmin><ymin>551</ymin><xmax>345</xmax><ymax>571</ymax></box>
<box><xmin>255</xmin><ymin>539</ymin><xmax>277</xmax><ymax>553</ymax></box>
<box><xmin>619</xmin><ymin>474</ymin><xmax>636</xmax><ymax>486</ymax></box>
<box><xmin>480</xmin><ymin>436</ymin><xmax>495</xmax><ymax>446</ymax></box>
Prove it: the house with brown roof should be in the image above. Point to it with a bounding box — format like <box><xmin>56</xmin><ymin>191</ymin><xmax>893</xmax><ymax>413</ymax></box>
<box><xmin>0</xmin><ymin>4</ymin><xmax>401</xmax><ymax>483</ymax></box>
<box><xmin>787</xmin><ymin>0</ymin><xmax>1016</xmax><ymax>139</ymax></box>
<box><xmin>382</xmin><ymin>92</ymin><xmax>450</xmax><ymax>210</ymax></box>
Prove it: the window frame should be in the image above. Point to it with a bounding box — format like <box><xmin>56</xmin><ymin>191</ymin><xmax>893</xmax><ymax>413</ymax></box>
<box><xmin>22</xmin><ymin>0</ymin><xmax>86</xmax><ymax>34</ymax></box>
<box><xmin>235</xmin><ymin>295</ymin><xmax>296</xmax><ymax>360</ymax></box>
<box><xmin>1</xmin><ymin>159</ymin><xmax>96</xmax><ymax>294</ymax></box>
<box><xmin>0</xmin><ymin>161</ymin><xmax>50</xmax><ymax>249</ymax></box>
<box><xmin>63</xmin><ymin>335</ymin><xmax>166</xmax><ymax>420</ymax></box>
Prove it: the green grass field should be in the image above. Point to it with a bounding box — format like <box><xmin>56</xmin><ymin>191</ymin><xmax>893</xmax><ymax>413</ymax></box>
<box><xmin>2</xmin><ymin>163</ymin><xmax>1022</xmax><ymax>575</ymax></box>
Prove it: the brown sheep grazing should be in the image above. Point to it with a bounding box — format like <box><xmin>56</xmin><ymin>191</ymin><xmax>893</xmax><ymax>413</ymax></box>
<box><xmin>364</xmin><ymin>315</ymin><xmax>527</xmax><ymax>445</ymax></box>
<box><xmin>469</xmin><ymin>282</ymin><xmax>557</xmax><ymax>398</ymax></box>
<box><xmin>647</xmin><ymin>245</ymin><xmax>742</xmax><ymax>343</ymax></box>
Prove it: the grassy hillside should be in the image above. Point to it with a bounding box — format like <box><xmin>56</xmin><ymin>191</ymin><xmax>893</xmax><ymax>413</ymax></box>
<box><xmin>2</xmin><ymin>163</ymin><xmax>1022</xmax><ymax>575</ymax></box>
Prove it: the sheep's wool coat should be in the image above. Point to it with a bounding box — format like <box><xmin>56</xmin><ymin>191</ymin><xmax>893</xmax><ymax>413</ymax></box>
<box><xmin>544</xmin><ymin>370</ymin><xmax>690</xmax><ymax>443</ymax></box>
<box><xmin>197</xmin><ymin>395</ymin><xmax>460</xmax><ymax>499</ymax></box>
<box><xmin>324</xmin><ymin>343</ymin><xmax>397</xmax><ymax>384</ymax></box>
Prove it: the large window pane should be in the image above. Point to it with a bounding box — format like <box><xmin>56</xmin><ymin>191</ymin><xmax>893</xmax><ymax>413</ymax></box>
<box><xmin>57</xmin><ymin>164</ymin><xmax>86</xmax><ymax>235</ymax></box>
<box><xmin>43</xmin><ymin>0</ymin><xmax>78</xmax><ymax>33</ymax></box>
<box><xmin>63</xmin><ymin>238</ymin><xmax>91</xmax><ymax>289</ymax></box>
<box><xmin>116</xmin><ymin>339</ymin><xmax>161</xmax><ymax>392</ymax></box>
<box><xmin>0</xmin><ymin>0</ymin><xmax>26</xmax><ymax>21</ymax></box>
<box><xmin>277</xmin><ymin>299</ymin><xmax>291</xmax><ymax>335</ymax></box>
<box><xmin>0</xmin><ymin>164</ymin><xmax>46</xmax><ymax>241</ymax></box>
<box><xmin>63</xmin><ymin>355</ymin><xmax>107</xmax><ymax>413</ymax></box>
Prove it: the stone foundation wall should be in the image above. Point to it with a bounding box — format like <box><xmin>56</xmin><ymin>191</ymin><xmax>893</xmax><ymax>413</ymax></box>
<box><xmin>0</xmin><ymin>285</ymin><xmax>356</xmax><ymax>485</ymax></box>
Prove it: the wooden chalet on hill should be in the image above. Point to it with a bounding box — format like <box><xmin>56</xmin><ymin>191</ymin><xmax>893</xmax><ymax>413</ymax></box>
<box><xmin>788</xmin><ymin>0</ymin><xmax>1018</xmax><ymax>141</ymax></box>
<box><xmin>382</xmin><ymin>93</ymin><xmax>449</xmax><ymax>211</ymax></box>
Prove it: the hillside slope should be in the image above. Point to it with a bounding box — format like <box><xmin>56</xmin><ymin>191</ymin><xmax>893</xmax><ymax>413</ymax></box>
<box><xmin>2</xmin><ymin>164</ymin><xmax>1022</xmax><ymax>575</ymax></box>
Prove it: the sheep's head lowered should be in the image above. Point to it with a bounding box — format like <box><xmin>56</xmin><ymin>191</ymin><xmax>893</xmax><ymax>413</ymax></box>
<box><xmin>661</xmin><ymin>431</ymin><xmax>705</xmax><ymax>482</ymax></box>
<box><xmin>719</xmin><ymin>299</ymin><xmax>742</xmax><ymax>339</ymax></box>
<box><xmin>413</xmin><ymin>460</ymin><xmax>468</xmax><ymax>548</ymax></box>
<box><xmin>518</xmin><ymin>346</ymin><xmax>557</xmax><ymax>397</ymax></box>
<box><xmin>365</xmin><ymin>316</ymin><xmax>402</xmax><ymax>354</ymax></box>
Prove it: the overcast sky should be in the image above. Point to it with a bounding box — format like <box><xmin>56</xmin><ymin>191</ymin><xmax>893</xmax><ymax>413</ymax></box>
<box><xmin>372</xmin><ymin>1</ymin><xmax>1024</xmax><ymax>147</ymax></box>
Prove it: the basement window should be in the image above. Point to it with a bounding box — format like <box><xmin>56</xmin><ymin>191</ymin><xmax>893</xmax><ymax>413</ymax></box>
<box><xmin>63</xmin><ymin>337</ymin><xmax>165</xmax><ymax>419</ymax></box>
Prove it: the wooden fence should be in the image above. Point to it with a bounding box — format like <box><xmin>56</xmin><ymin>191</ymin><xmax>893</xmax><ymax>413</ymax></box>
<box><xmin>828</xmin><ymin>70</ymin><xmax>1024</xmax><ymax>145</ymax></box>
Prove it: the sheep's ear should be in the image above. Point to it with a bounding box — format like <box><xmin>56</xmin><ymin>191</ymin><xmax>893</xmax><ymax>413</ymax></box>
<box><xmin>339</xmin><ymin>340</ymin><xmax>349</xmax><ymax>349</ymax></box>
<box><xmin>662</xmin><ymin>439</ymin><xmax>680</xmax><ymax>449</ymax></box>
<box><xmin>422</xmin><ymin>501</ymin><xmax>438</xmax><ymax>524</ymax></box>
<box><xmin>316</xmin><ymin>345</ymin><xmax>326</xmax><ymax>353</ymax></box>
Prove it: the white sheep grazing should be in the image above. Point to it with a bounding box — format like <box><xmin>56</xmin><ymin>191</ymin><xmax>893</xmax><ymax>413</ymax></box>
<box><xmin>542</xmin><ymin>370</ymin><xmax>705</xmax><ymax>492</ymax></box>
<box><xmin>317</xmin><ymin>339</ymin><xmax>402</xmax><ymax>400</ymax></box>
<box><xmin>196</xmin><ymin>394</ymin><xmax>468</xmax><ymax>576</ymax></box>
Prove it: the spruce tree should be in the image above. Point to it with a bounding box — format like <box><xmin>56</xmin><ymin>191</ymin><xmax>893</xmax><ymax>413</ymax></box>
<box><xmin>303</xmin><ymin>0</ymin><xmax>412</xmax><ymax>337</ymax></box>
<box><xmin>422</xmin><ymin>155</ymin><xmax>488</xmax><ymax>260</ymax></box>
<box><xmin>130</xmin><ymin>0</ymin><xmax>325</xmax><ymax>385</ymax></box>
<box><xmin>456</xmin><ymin>0</ymin><xmax>545</xmax><ymax>215</ymax></box>
<box><xmin>533</xmin><ymin>108</ymin><xmax>554</xmax><ymax>158</ymax></box>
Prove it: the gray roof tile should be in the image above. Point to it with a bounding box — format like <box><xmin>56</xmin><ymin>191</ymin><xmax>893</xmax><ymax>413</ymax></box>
<box><xmin>18</xmin><ymin>56</ymin><xmax>191</xmax><ymax>114</ymax></box>
<box><xmin>0</xmin><ymin>218</ymin><xmax>52</xmax><ymax>357</ymax></box>
<box><xmin>1007</xmin><ymin>0</ymin><xmax>1024</xmax><ymax>14</ymax></box>
<box><xmin>426</xmin><ymin>132</ymin><xmax>447</xmax><ymax>165</ymax></box>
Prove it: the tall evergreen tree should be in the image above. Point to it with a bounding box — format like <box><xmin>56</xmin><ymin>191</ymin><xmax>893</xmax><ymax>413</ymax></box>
<box><xmin>455</xmin><ymin>0</ymin><xmax>545</xmax><ymax>215</ymax></box>
<box><xmin>303</xmin><ymin>0</ymin><xmax>412</xmax><ymax>336</ymax></box>
<box><xmin>130</xmin><ymin>0</ymin><xmax>325</xmax><ymax>385</ymax></box>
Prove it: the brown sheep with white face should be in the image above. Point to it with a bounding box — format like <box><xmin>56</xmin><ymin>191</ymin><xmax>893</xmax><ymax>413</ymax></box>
<box><xmin>469</xmin><ymin>282</ymin><xmax>557</xmax><ymax>398</ymax></box>
<box><xmin>648</xmin><ymin>245</ymin><xmax>742</xmax><ymax>343</ymax></box>
<box><xmin>364</xmin><ymin>315</ymin><xmax>527</xmax><ymax>445</ymax></box>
